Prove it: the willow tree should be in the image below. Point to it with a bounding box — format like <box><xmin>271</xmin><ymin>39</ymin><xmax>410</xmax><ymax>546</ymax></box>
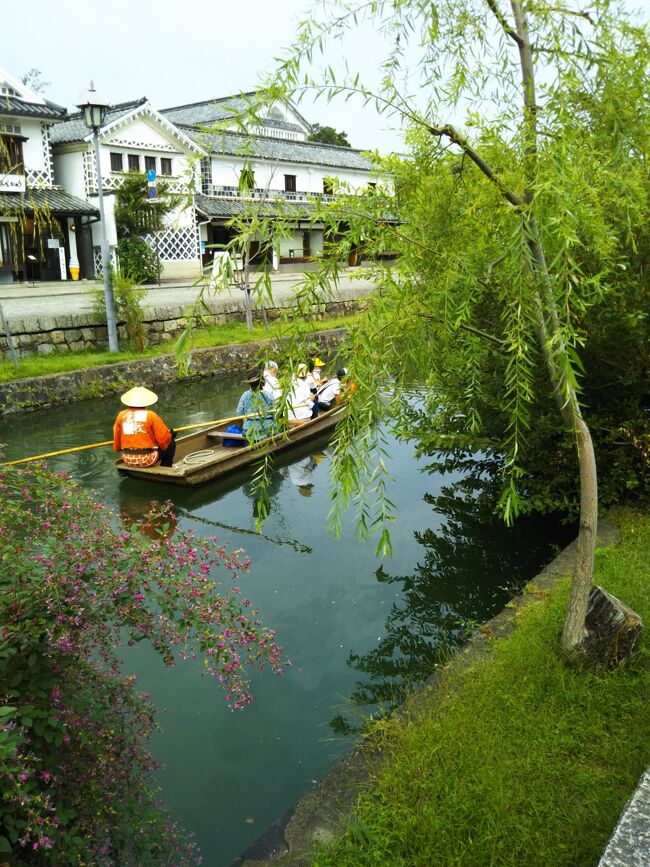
<box><xmin>243</xmin><ymin>0</ymin><xmax>648</xmax><ymax>660</ymax></box>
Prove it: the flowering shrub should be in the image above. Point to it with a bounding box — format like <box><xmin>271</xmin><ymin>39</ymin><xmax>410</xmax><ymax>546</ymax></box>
<box><xmin>0</xmin><ymin>460</ymin><xmax>285</xmax><ymax>864</ymax></box>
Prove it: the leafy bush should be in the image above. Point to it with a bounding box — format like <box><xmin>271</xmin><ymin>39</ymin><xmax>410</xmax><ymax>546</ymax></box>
<box><xmin>0</xmin><ymin>460</ymin><xmax>284</xmax><ymax>863</ymax></box>
<box><xmin>93</xmin><ymin>270</ymin><xmax>148</xmax><ymax>351</ymax></box>
<box><xmin>116</xmin><ymin>236</ymin><xmax>159</xmax><ymax>286</ymax></box>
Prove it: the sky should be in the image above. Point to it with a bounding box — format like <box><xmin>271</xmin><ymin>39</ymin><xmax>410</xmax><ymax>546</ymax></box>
<box><xmin>2</xmin><ymin>0</ymin><xmax>648</xmax><ymax>155</ymax></box>
<box><xmin>1</xmin><ymin>0</ymin><xmax>405</xmax><ymax>153</ymax></box>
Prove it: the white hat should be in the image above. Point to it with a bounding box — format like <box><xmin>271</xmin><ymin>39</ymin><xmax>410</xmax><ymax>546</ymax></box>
<box><xmin>120</xmin><ymin>386</ymin><xmax>158</xmax><ymax>407</ymax></box>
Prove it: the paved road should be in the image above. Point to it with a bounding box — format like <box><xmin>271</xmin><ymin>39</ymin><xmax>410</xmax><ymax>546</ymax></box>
<box><xmin>0</xmin><ymin>270</ymin><xmax>375</xmax><ymax>323</ymax></box>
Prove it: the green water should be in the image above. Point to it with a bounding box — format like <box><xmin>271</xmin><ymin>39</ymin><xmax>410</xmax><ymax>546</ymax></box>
<box><xmin>0</xmin><ymin>376</ymin><xmax>573</xmax><ymax>866</ymax></box>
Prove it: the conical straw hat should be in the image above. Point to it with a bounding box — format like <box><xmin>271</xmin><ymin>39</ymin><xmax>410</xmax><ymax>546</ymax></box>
<box><xmin>120</xmin><ymin>386</ymin><xmax>158</xmax><ymax>407</ymax></box>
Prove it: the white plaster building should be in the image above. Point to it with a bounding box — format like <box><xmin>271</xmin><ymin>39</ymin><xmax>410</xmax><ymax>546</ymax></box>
<box><xmin>0</xmin><ymin>68</ymin><xmax>98</xmax><ymax>284</ymax></box>
<box><xmin>1</xmin><ymin>69</ymin><xmax>380</xmax><ymax>284</ymax></box>
<box><xmin>161</xmin><ymin>93</ymin><xmax>377</xmax><ymax>269</ymax></box>
<box><xmin>50</xmin><ymin>98</ymin><xmax>205</xmax><ymax>280</ymax></box>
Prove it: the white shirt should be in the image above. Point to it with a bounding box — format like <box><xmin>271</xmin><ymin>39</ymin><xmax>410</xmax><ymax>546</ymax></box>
<box><xmin>317</xmin><ymin>377</ymin><xmax>341</xmax><ymax>407</ymax></box>
<box><xmin>263</xmin><ymin>371</ymin><xmax>281</xmax><ymax>400</ymax></box>
<box><xmin>288</xmin><ymin>377</ymin><xmax>313</xmax><ymax>421</ymax></box>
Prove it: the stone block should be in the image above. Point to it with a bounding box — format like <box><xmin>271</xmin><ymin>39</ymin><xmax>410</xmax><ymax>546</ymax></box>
<box><xmin>55</xmin><ymin>343</ymin><xmax>70</xmax><ymax>353</ymax></box>
<box><xmin>163</xmin><ymin>319</ymin><xmax>178</xmax><ymax>332</ymax></box>
<box><xmin>51</xmin><ymin>330</ymin><xmax>65</xmax><ymax>344</ymax></box>
<box><xmin>69</xmin><ymin>340</ymin><xmax>84</xmax><ymax>352</ymax></box>
<box><xmin>20</xmin><ymin>317</ymin><xmax>41</xmax><ymax>333</ymax></box>
<box><xmin>81</xmin><ymin>328</ymin><xmax>96</xmax><ymax>341</ymax></box>
<box><xmin>64</xmin><ymin>329</ymin><xmax>81</xmax><ymax>342</ymax></box>
<box><xmin>37</xmin><ymin>343</ymin><xmax>55</xmax><ymax>356</ymax></box>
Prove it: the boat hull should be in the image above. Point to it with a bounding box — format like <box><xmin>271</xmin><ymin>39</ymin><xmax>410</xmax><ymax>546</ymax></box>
<box><xmin>115</xmin><ymin>405</ymin><xmax>346</xmax><ymax>487</ymax></box>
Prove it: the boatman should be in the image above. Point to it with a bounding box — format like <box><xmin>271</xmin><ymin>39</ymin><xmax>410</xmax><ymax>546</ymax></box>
<box><xmin>113</xmin><ymin>386</ymin><xmax>176</xmax><ymax>468</ymax></box>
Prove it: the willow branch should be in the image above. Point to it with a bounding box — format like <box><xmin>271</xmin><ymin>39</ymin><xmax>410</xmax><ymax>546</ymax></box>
<box><xmin>485</xmin><ymin>0</ymin><xmax>524</xmax><ymax>45</ymax></box>
<box><xmin>426</xmin><ymin>123</ymin><xmax>522</xmax><ymax>207</ymax></box>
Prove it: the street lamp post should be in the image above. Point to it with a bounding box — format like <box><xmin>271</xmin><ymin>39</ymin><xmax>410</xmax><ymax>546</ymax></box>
<box><xmin>77</xmin><ymin>82</ymin><xmax>119</xmax><ymax>352</ymax></box>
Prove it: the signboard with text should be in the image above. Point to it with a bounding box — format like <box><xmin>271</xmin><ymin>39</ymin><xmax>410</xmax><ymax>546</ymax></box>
<box><xmin>0</xmin><ymin>174</ymin><xmax>26</xmax><ymax>193</ymax></box>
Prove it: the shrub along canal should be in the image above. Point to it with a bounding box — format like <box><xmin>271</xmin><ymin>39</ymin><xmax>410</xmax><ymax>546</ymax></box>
<box><xmin>0</xmin><ymin>375</ymin><xmax>574</xmax><ymax>866</ymax></box>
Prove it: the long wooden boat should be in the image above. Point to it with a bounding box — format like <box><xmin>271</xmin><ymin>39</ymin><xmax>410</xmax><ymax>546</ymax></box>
<box><xmin>115</xmin><ymin>405</ymin><xmax>346</xmax><ymax>487</ymax></box>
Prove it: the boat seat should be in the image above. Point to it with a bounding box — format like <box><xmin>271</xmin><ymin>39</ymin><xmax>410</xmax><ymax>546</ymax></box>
<box><xmin>206</xmin><ymin>431</ymin><xmax>247</xmax><ymax>442</ymax></box>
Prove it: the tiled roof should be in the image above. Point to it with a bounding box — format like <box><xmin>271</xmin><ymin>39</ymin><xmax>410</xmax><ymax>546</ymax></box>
<box><xmin>0</xmin><ymin>95</ymin><xmax>67</xmax><ymax>121</ymax></box>
<box><xmin>259</xmin><ymin>117</ymin><xmax>305</xmax><ymax>133</ymax></box>
<box><xmin>194</xmin><ymin>193</ymin><xmax>315</xmax><ymax>220</ymax></box>
<box><xmin>190</xmin><ymin>129</ymin><xmax>373</xmax><ymax>171</ymax></box>
<box><xmin>161</xmin><ymin>92</ymin><xmax>313</xmax><ymax>133</ymax></box>
<box><xmin>49</xmin><ymin>98</ymin><xmax>147</xmax><ymax>144</ymax></box>
<box><xmin>0</xmin><ymin>187</ymin><xmax>99</xmax><ymax>216</ymax></box>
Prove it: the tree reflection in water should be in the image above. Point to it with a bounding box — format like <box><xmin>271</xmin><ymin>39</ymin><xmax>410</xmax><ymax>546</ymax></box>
<box><xmin>331</xmin><ymin>473</ymin><xmax>575</xmax><ymax>734</ymax></box>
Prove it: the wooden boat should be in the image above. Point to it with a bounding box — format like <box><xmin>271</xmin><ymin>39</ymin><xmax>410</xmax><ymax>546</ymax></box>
<box><xmin>115</xmin><ymin>405</ymin><xmax>346</xmax><ymax>487</ymax></box>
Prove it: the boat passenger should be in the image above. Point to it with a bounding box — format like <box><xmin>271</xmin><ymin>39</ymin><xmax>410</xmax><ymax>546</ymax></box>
<box><xmin>308</xmin><ymin>356</ymin><xmax>327</xmax><ymax>386</ymax></box>
<box><xmin>236</xmin><ymin>370</ymin><xmax>277</xmax><ymax>442</ymax></box>
<box><xmin>263</xmin><ymin>360</ymin><xmax>281</xmax><ymax>401</ymax></box>
<box><xmin>113</xmin><ymin>386</ymin><xmax>176</xmax><ymax>468</ymax></box>
<box><xmin>288</xmin><ymin>363</ymin><xmax>316</xmax><ymax>424</ymax></box>
<box><xmin>316</xmin><ymin>368</ymin><xmax>347</xmax><ymax>412</ymax></box>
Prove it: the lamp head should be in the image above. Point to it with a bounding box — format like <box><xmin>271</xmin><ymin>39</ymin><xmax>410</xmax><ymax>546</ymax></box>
<box><xmin>77</xmin><ymin>81</ymin><xmax>109</xmax><ymax>131</ymax></box>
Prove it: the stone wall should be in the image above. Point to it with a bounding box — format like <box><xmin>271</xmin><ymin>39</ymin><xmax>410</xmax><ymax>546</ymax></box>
<box><xmin>0</xmin><ymin>329</ymin><xmax>348</xmax><ymax>415</ymax></box>
<box><xmin>0</xmin><ymin>291</ymin><xmax>367</xmax><ymax>361</ymax></box>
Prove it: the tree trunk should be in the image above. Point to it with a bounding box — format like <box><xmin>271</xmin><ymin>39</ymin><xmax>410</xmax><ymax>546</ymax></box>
<box><xmin>510</xmin><ymin>0</ymin><xmax>599</xmax><ymax>658</ymax></box>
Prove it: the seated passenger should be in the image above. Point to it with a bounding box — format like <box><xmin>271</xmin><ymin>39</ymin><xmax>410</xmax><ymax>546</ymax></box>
<box><xmin>288</xmin><ymin>363</ymin><xmax>315</xmax><ymax>425</ymax></box>
<box><xmin>263</xmin><ymin>360</ymin><xmax>281</xmax><ymax>400</ymax></box>
<box><xmin>316</xmin><ymin>368</ymin><xmax>347</xmax><ymax>412</ymax></box>
<box><xmin>308</xmin><ymin>356</ymin><xmax>327</xmax><ymax>386</ymax></box>
<box><xmin>236</xmin><ymin>370</ymin><xmax>277</xmax><ymax>442</ymax></box>
<box><xmin>113</xmin><ymin>386</ymin><xmax>176</xmax><ymax>467</ymax></box>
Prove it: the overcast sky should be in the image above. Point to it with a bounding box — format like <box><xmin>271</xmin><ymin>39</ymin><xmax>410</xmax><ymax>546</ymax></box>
<box><xmin>2</xmin><ymin>0</ymin><xmax>648</xmax><ymax>154</ymax></box>
<box><xmin>1</xmin><ymin>0</ymin><xmax>404</xmax><ymax>152</ymax></box>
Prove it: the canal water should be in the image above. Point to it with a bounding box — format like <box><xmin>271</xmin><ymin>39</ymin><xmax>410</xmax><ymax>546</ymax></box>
<box><xmin>0</xmin><ymin>375</ymin><xmax>573</xmax><ymax>866</ymax></box>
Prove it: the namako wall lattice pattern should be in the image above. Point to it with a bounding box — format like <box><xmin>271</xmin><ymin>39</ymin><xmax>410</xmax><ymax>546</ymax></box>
<box><xmin>143</xmin><ymin>225</ymin><xmax>200</xmax><ymax>261</ymax></box>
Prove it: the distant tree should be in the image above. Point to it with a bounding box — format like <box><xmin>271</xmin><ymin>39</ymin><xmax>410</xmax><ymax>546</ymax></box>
<box><xmin>308</xmin><ymin>124</ymin><xmax>351</xmax><ymax>147</ymax></box>
<box><xmin>114</xmin><ymin>172</ymin><xmax>180</xmax><ymax>284</ymax></box>
<box><xmin>20</xmin><ymin>68</ymin><xmax>50</xmax><ymax>94</ymax></box>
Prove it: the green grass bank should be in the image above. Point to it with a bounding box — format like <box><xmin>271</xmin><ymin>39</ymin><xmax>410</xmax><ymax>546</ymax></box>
<box><xmin>313</xmin><ymin>507</ymin><xmax>650</xmax><ymax>867</ymax></box>
<box><xmin>0</xmin><ymin>313</ymin><xmax>361</xmax><ymax>383</ymax></box>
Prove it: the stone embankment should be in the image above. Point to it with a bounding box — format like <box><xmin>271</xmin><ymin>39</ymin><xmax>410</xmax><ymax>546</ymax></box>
<box><xmin>0</xmin><ymin>286</ymin><xmax>367</xmax><ymax>362</ymax></box>
<box><xmin>0</xmin><ymin>329</ymin><xmax>348</xmax><ymax>415</ymax></box>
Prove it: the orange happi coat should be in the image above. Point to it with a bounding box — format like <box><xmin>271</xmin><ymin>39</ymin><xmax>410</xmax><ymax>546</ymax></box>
<box><xmin>113</xmin><ymin>408</ymin><xmax>172</xmax><ymax>453</ymax></box>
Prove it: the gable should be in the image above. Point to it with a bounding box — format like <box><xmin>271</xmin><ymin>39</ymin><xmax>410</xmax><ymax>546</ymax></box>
<box><xmin>104</xmin><ymin>116</ymin><xmax>184</xmax><ymax>153</ymax></box>
<box><xmin>265</xmin><ymin>102</ymin><xmax>310</xmax><ymax>134</ymax></box>
<box><xmin>100</xmin><ymin>105</ymin><xmax>204</xmax><ymax>155</ymax></box>
<box><xmin>0</xmin><ymin>67</ymin><xmax>46</xmax><ymax>105</ymax></box>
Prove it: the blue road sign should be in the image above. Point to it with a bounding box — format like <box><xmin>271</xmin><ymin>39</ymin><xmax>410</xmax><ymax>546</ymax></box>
<box><xmin>147</xmin><ymin>186</ymin><xmax>158</xmax><ymax>199</ymax></box>
<box><xmin>146</xmin><ymin>168</ymin><xmax>157</xmax><ymax>183</ymax></box>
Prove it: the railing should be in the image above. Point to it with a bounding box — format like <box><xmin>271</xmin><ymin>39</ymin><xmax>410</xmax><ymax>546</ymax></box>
<box><xmin>203</xmin><ymin>184</ymin><xmax>335</xmax><ymax>203</ymax></box>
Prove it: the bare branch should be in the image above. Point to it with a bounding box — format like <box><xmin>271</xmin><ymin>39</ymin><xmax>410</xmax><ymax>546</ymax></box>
<box><xmin>485</xmin><ymin>0</ymin><xmax>524</xmax><ymax>45</ymax></box>
<box><xmin>426</xmin><ymin>123</ymin><xmax>522</xmax><ymax>207</ymax></box>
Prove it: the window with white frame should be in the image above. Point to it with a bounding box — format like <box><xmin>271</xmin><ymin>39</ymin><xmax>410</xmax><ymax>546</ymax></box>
<box><xmin>128</xmin><ymin>154</ymin><xmax>140</xmax><ymax>172</ymax></box>
<box><xmin>144</xmin><ymin>155</ymin><xmax>156</xmax><ymax>173</ymax></box>
<box><xmin>160</xmin><ymin>157</ymin><xmax>172</xmax><ymax>176</ymax></box>
<box><xmin>110</xmin><ymin>152</ymin><xmax>123</xmax><ymax>172</ymax></box>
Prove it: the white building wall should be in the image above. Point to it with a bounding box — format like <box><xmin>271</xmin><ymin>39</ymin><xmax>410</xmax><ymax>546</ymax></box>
<box><xmin>52</xmin><ymin>151</ymin><xmax>86</xmax><ymax>199</ymax></box>
<box><xmin>209</xmin><ymin>154</ymin><xmax>370</xmax><ymax>193</ymax></box>
<box><xmin>17</xmin><ymin>119</ymin><xmax>48</xmax><ymax>174</ymax></box>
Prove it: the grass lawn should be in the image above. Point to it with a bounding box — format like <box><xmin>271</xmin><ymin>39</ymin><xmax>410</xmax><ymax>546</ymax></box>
<box><xmin>315</xmin><ymin>506</ymin><xmax>650</xmax><ymax>867</ymax></box>
<box><xmin>0</xmin><ymin>314</ymin><xmax>361</xmax><ymax>383</ymax></box>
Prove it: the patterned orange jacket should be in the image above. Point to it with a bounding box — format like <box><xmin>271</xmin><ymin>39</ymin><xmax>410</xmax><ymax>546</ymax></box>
<box><xmin>113</xmin><ymin>408</ymin><xmax>172</xmax><ymax>453</ymax></box>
